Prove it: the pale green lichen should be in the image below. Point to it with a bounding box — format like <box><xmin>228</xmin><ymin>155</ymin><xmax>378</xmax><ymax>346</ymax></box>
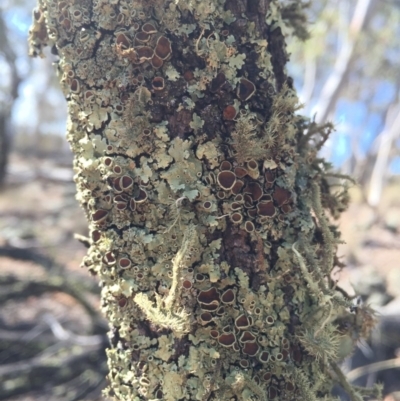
<box><xmin>28</xmin><ymin>0</ymin><xmax>377</xmax><ymax>400</ymax></box>
<box><xmin>189</xmin><ymin>112</ymin><xmax>205</xmax><ymax>132</ymax></box>
<box><xmin>133</xmin><ymin>292</ymin><xmax>190</xmax><ymax>337</ymax></box>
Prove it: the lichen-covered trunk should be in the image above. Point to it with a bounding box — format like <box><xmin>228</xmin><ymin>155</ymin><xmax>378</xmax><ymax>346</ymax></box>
<box><xmin>29</xmin><ymin>1</ymin><xmax>375</xmax><ymax>400</ymax></box>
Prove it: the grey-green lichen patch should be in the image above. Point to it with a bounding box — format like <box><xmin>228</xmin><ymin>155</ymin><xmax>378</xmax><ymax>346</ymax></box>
<box><xmin>29</xmin><ymin>0</ymin><xmax>379</xmax><ymax>400</ymax></box>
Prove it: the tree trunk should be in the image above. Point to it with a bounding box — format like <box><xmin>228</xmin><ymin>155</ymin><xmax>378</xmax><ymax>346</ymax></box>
<box><xmin>29</xmin><ymin>1</ymin><xmax>377</xmax><ymax>400</ymax></box>
<box><xmin>0</xmin><ymin>12</ymin><xmax>20</xmax><ymax>187</ymax></box>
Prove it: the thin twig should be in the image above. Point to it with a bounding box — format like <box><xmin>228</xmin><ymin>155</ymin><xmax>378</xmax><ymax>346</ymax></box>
<box><xmin>0</xmin><ymin>341</ymin><xmax>102</xmax><ymax>377</ymax></box>
<box><xmin>0</xmin><ymin>275</ymin><xmax>103</xmax><ymax>328</ymax></box>
<box><xmin>330</xmin><ymin>362</ymin><xmax>363</xmax><ymax>401</ymax></box>
<box><xmin>74</xmin><ymin>233</ymin><xmax>92</xmax><ymax>248</ymax></box>
<box><xmin>346</xmin><ymin>358</ymin><xmax>400</xmax><ymax>382</ymax></box>
<box><xmin>42</xmin><ymin>314</ymin><xmax>105</xmax><ymax>346</ymax></box>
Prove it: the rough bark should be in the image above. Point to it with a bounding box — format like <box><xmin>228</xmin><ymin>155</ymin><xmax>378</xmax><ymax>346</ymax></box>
<box><xmin>29</xmin><ymin>1</ymin><xmax>377</xmax><ymax>401</ymax></box>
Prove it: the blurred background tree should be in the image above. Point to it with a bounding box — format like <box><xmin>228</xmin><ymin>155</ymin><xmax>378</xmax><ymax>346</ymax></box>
<box><xmin>0</xmin><ymin>0</ymin><xmax>399</xmax><ymax>400</ymax></box>
<box><xmin>287</xmin><ymin>0</ymin><xmax>400</xmax><ymax>208</ymax></box>
<box><xmin>0</xmin><ymin>8</ymin><xmax>21</xmax><ymax>187</ymax></box>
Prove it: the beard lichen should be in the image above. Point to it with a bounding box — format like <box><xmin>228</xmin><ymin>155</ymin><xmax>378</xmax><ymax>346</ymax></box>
<box><xmin>29</xmin><ymin>0</ymin><xmax>378</xmax><ymax>400</ymax></box>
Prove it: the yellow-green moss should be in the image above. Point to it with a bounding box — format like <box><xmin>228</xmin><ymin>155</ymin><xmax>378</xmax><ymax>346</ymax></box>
<box><xmin>29</xmin><ymin>0</ymin><xmax>379</xmax><ymax>400</ymax></box>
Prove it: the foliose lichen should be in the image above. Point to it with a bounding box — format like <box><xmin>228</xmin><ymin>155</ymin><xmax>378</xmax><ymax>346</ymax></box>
<box><xmin>29</xmin><ymin>0</ymin><xmax>379</xmax><ymax>400</ymax></box>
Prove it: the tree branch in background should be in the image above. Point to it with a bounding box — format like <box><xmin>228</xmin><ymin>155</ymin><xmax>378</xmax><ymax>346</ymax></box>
<box><xmin>367</xmin><ymin>104</ymin><xmax>400</xmax><ymax>207</ymax></box>
<box><xmin>0</xmin><ymin>244</ymin><xmax>100</xmax><ymax>291</ymax></box>
<box><xmin>315</xmin><ymin>0</ymin><xmax>375</xmax><ymax>124</ymax></box>
<box><xmin>0</xmin><ymin>245</ymin><xmax>67</xmax><ymax>271</ymax></box>
<box><xmin>347</xmin><ymin>358</ymin><xmax>400</xmax><ymax>382</ymax></box>
<box><xmin>301</xmin><ymin>53</ymin><xmax>317</xmax><ymax>107</ymax></box>
<box><xmin>0</xmin><ymin>274</ymin><xmax>103</xmax><ymax>327</ymax></box>
<box><xmin>0</xmin><ymin>11</ymin><xmax>21</xmax><ymax>187</ymax></box>
<box><xmin>0</xmin><ymin>249</ymin><xmax>107</xmax><ymax>400</ymax></box>
<box><xmin>0</xmin><ymin>339</ymin><xmax>106</xmax><ymax>401</ymax></box>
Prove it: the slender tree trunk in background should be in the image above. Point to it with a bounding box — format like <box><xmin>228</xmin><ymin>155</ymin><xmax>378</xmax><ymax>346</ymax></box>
<box><xmin>0</xmin><ymin>12</ymin><xmax>20</xmax><ymax>187</ymax></box>
<box><xmin>314</xmin><ymin>0</ymin><xmax>375</xmax><ymax>124</ymax></box>
<box><xmin>29</xmin><ymin>1</ymin><xmax>378</xmax><ymax>400</ymax></box>
<box><xmin>367</xmin><ymin>105</ymin><xmax>400</xmax><ymax>208</ymax></box>
<box><xmin>0</xmin><ymin>114</ymin><xmax>9</xmax><ymax>187</ymax></box>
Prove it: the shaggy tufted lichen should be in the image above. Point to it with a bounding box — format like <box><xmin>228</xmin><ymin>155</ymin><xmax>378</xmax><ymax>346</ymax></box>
<box><xmin>29</xmin><ymin>0</ymin><xmax>379</xmax><ymax>400</ymax></box>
